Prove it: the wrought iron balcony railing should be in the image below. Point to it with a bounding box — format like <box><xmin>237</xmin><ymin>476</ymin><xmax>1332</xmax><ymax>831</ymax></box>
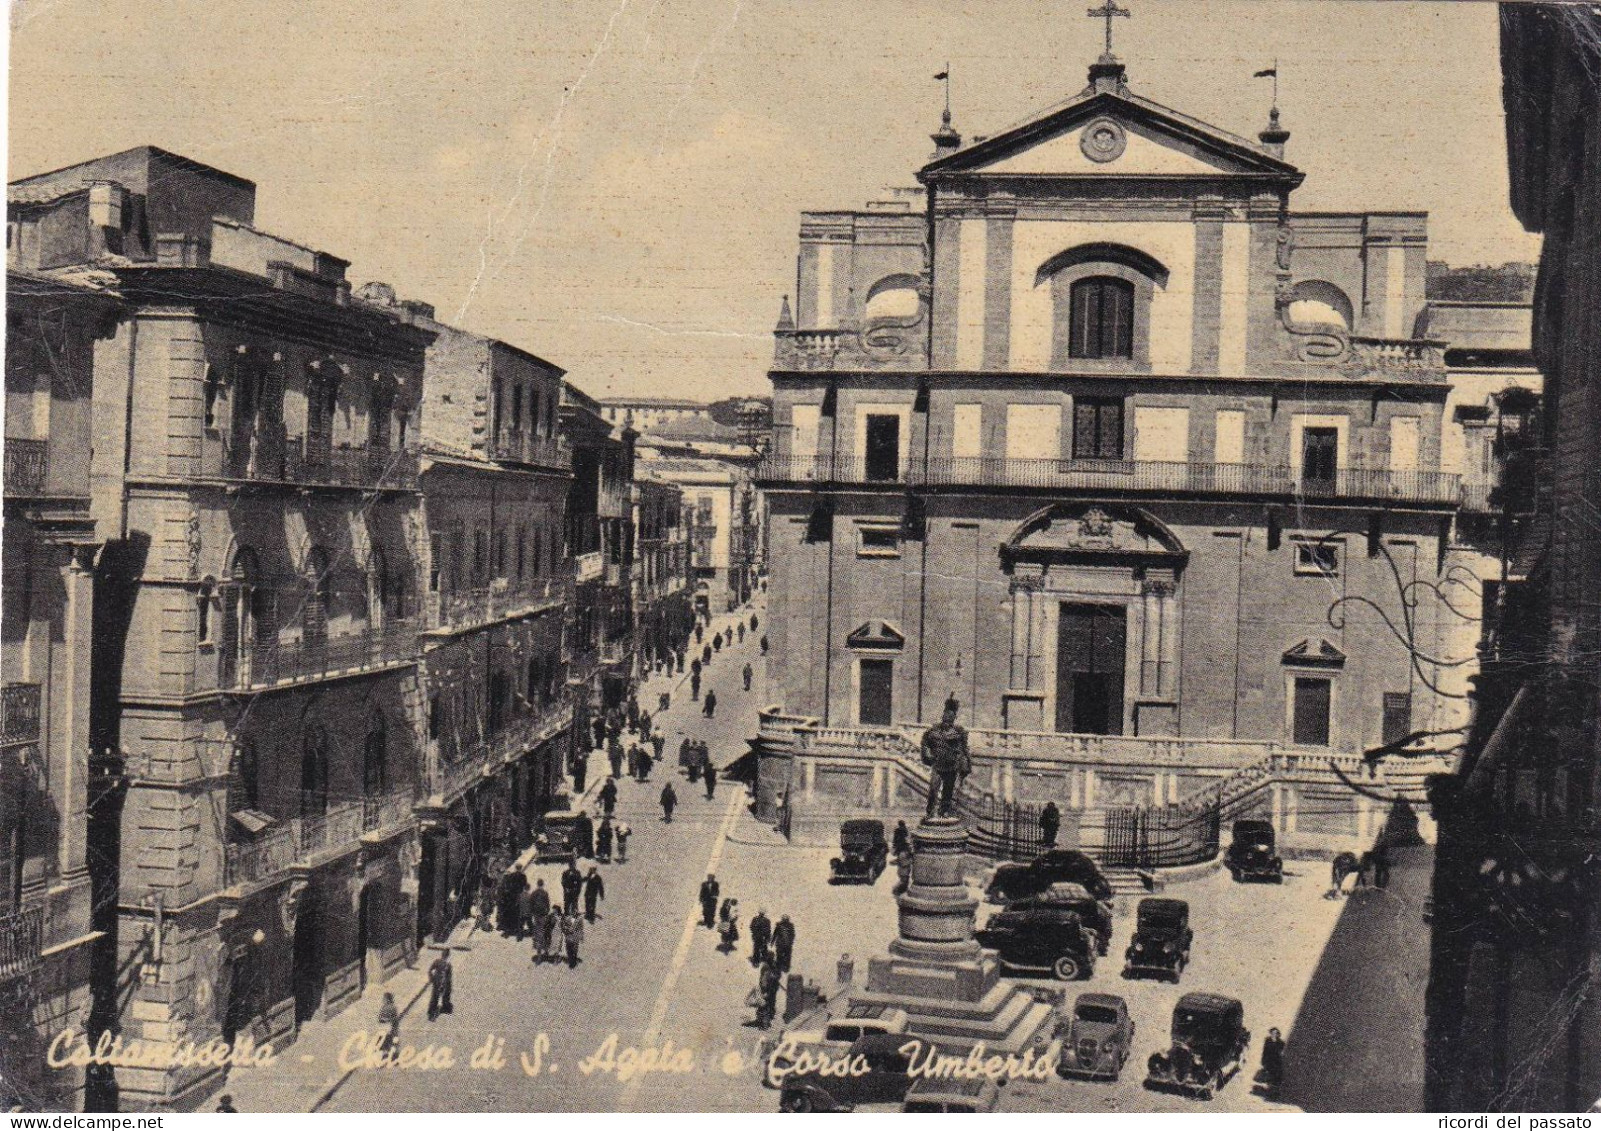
<box><xmin>427</xmin><ymin>701</ymin><xmax>574</xmax><ymax>806</ymax></box>
<box><xmin>757</xmin><ymin>454</ymin><xmax>1462</xmax><ymax>505</ymax></box>
<box><xmin>489</xmin><ymin>433</ymin><xmax>571</xmax><ymax>469</ymax></box>
<box><xmin>1</xmin><ymin>683</ymin><xmax>41</xmax><ymax>746</ymax></box>
<box><xmin>3</xmin><ymin>439</ymin><xmax>48</xmax><ymax>496</ymax></box>
<box><xmin>219</xmin><ymin>616</ymin><xmax>420</xmax><ymax>691</ymax></box>
<box><xmin>427</xmin><ymin>577</ymin><xmax>571</xmax><ymax>632</ymax></box>
<box><xmin>223</xmin><ymin>785</ymin><xmax>416</xmax><ymax>889</ymax></box>
<box><xmin>221</xmin><ymin>428</ymin><xmax>419</xmax><ymax>491</ymax></box>
<box><xmin>0</xmin><ymin>904</ymin><xmax>44</xmax><ymax>982</ymax></box>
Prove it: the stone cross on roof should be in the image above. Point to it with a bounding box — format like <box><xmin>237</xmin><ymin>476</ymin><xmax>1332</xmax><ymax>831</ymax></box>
<box><xmin>1087</xmin><ymin>0</ymin><xmax>1131</xmax><ymax>58</ymax></box>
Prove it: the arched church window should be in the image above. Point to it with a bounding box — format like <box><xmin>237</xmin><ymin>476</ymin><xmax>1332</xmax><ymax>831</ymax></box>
<box><xmin>1070</xmin><ymin>276</ymin><xmax>1135</xmax><ymax>359</ymax></box>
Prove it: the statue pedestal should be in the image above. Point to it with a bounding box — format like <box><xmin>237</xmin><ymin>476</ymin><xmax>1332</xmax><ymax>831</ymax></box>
<box><xmin>844</xmin><ymin>817</ymin><xmax>1055</xmax><ymax>1054</ymax></box>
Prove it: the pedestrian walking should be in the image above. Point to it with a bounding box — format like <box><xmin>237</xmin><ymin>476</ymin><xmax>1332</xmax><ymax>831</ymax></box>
<box><xmin>682</xmin><ymin>737</ymin><xmax>698</xmax><ymax>781</ymax></box>
<box><xmin>895</xmin><ymin>849</ymin><xmax>913</xmax><ymax>894</ymax></box>
<box><xmin>614</xmin><ymin>821</ymin><xmax>631</xmax><ymax>864</ymax></box>
<box><xmin>216</xmin><ymin>1096</ymin><xmax>239</xmax><ymax>1113</ymax></box>
<box><xmin>574</xmin><ymin>810</ymin><xmax>595</xmax><ymax>858</ymax></box>
<box><xmin>690</xmin><ymin>671</ymin><xmax>702</xmax><ymax>700</ymax></box>
<box><xmin>639</xmin><ymin>710</ymin><xmax>652</xmax><ymax>738</ymax></box>
<box><xmin>426</xmin><ymin>949</ymin><xmax>453</xmax><ymax>1021</ymax></box>
<box><xmin>583</xmin><ymin>867</ymin><xmax>605</xmax><ymax>922</ymax></box>
<box><xmin>608</xmin><ymin>743</ymin><xmax>625</xmax><ymax>782</ymax></box>
<box><xmin>755</xmin><ymin>959</ymin><xmax>781</xmax><ymax>1030</ymax></box>
<box><xmin>717</xmin><ymin>898</ymin><xmax>741</xmax><ymax>953</ymax></box>
<box><xmin>530</xmin><ymin>878</ymin><xmax>551</xmax><ymax>936</ymax></box>
<box><xmin>1040</xmin><ymin>801</ymin><xmax>1061</xmax><ymax>848</ymax></box>
<box><xmin>704</xmin><ymin>759</ymin><xmax>718</xmax><ymax>799</ymax></box>
<box><xmin>596</xmin><ymin>816</ymin><xmax>614</xmax><ymax>862</ymax></box>
<box><xmin>560</xmin><ymin>910</ymin><xmax>584</xmax><ymax>968</ymax></box>
<box><xmin>637</xmin><ymin>746</ymin><xmax>652</xmax><ymax>782</ymax></box>
<box><xmin>377</xmin><ymin>991</ymin><xmax>400</xmax><ymax>1056</ymax></box>
<box><xmin>713</xmin><ymin>634</ymin><xmax>723</xmax><ymax>654</ymax></box>
<box><xmin>699</xmin><ymin>874</ymin><xmax>720</xmax><ymax>928</ymax></box>
<box><xmin>539</xmin><ymin>907</ymin><xmax>561</xmax><ymax>963</ymax></box>
<box><xmin>737</xmin><ymin>623</ymin><xmax>745</xmax><ymax>643</ymax></box>
<box><xmin>695</xmin><ymin>624</ymin><xmax>704</xmax><ymax>645</ymax></box>
<box><xmin>651</xmin><ymin>733</ymin><xmax>665</xmax><ymax>762</ymax></box>
<box><xmin>676</xmin><ymin>648</ymin><xmax>686</xmax><ymax>673</ymax></box>
<box><xmin>751</xmin><ymin>613</ymin><xmax>759</xmax><ymax>632</ymax></box>
<box><xmin>561</xmin><ymin>861</ymin><xmax>583</xmax><ymax>915</ymax></box>
<box><xmin>892</xmin><ymin>820</ymin><xmax>911</xmax><ymax>859</ymax></box>
<box><xmin>772</xmin><ymin>914</ymin><xmax>796</xmax><ymax>973</ymax></box>
<box><xmin>498</xmin><ymin>867</ymin><xmax>528</xmax><ymax>937</ymax></box>
<box><xmin>749</xmin><ymin>908</ymin><xmax>772</xmax><ymax>967</ymax></box>
<box><xmin>598</xmin><ymin>778</ymin><xmax>618</xmax><ymax>818</ymax></box>
<box><xmin>702</xmin><ymin>644</ymin><xmax>713</xmax><ymax>667</ymax></box>
<box><xmin>571</xmin><ymin>750</ymin><xmax>588</xmax><ymax>795</ymax></box>
<box><xmin>760</xmin><ymin>634</ymin><xmax>769</xmax><ymax>655</ymax></box>
<box><xmin>591</xmin><ymin>716</ymin><xmax>606</xmax><ymax>749</ymax></box>
<box><xmin>742</xmin><ymin>662</ymin><xmax>753</xmax><ymax>692</ymax></box>
<box><xmin>691</xmin><ymin>657</ymin><xmax>702</xmax><ymax>679</ymax></box>
<box><xmin>1371</xmin><ymin>841</ymin><xmax>1392</xmax><ymax>889</ymax></box>
<box><xmin>703</xmin><ymin>689</ymin><xmax>718</xmax><ymax>719</ymax></box>
<box><xmin>1258</xmin><ymin>1028</ymin><xmax>1286</xmax><ymax>1096</ymax></box>
<box><xmin>529</xmin><ymin>898</ymin><xmax>551</xmax><ymax>961</ymax></box>
<box><xmin>515</xmin><ymin>880</ymin><xmax>533</xmax><ymax>942</ymax></box>
<box><xmin>660</xmin><ymin>781</ymin><xmax>678</xmax><ymax>823</ymax></box>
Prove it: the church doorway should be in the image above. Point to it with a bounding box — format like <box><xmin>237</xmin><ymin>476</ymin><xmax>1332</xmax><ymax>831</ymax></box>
<box><xmin>1056</xmin><ymin>603</ymin><xmax>1127</xmax><ymax>735</ymax></box>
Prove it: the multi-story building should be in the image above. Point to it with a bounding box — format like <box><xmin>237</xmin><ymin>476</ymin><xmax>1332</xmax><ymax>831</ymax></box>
<box><xmin>1</xmin><ymin>269</ymin><xmax>121</xmax><ymax>1110</ymax></box>
<box><xmin>597</xmin><ymin>397</ymin><xmax>709</xmax><ymax>434</ymax></box>
<box><xmin>368</xmin><ymin>297</ymin><xmax>574</xmax><ymax>943</ymax></box>
<box><xmin>641</xmin><ymin>455</ymin><xmax>758</xmax><ymax>616</ymax></box>
<box><xmin>756</xmin><ymin>52</ymin><xmax>1468</xmax><ymax>843</ymax></box>
<box><xmin>561</xmin><ymin>385</ymin><xmax>635</xmax><ymax>730</ymax></box>
<box><xmin>8</xmin><ymin>147</ymin><xmax>432</xmax><ymax>1109</ymax></box>
<box><xmin>1424</xmin><ymin>4</ymin><xmax>1601</xmax><ymax>1112</ymax></box>
<box><xmin>632</xmin><ymin>474</ymin><xmax>693</xmax><ymax>676</ymax></box>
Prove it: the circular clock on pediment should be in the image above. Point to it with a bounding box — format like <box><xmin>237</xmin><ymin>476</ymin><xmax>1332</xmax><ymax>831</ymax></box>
<box><xmin>1080</xmin><ymin>118</ymin><xmax>1127</xmax><ymax>163</ymax></box>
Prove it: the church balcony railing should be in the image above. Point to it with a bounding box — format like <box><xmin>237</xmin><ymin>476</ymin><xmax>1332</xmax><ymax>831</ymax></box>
<box><xmin>758</xmin><ymin>454</ymin><xmax>1460</xmax><ymax>505</ymax></box>
<box><xmin>1347</xmin><ymin>336</ymin><xmax>1448</xmax><ymax>373</ymax></box>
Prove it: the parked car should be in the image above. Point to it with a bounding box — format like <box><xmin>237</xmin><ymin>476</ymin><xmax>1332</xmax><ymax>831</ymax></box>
<box><xmin>1124</xmin><ymin>897</ymin><xmax>1193</xmax><ymax>982</ymax></box>
<box><xmin>778</xmin><ymin>1032</ymin><xmax>916</xmax><ymax>1112</ymax></box>
<box><xmin>1056</xmin><ymin>993</ymin><xmax>1136</xmax><ymax>1081</ymax></box>
<box><xmin>763</xmin><ymin>1004</ymin><xmax>909</xmax><ymax>1086</ymax></box>
<box><xmin>1144</xmin><ymin>993</ymin><xmax>1251</xmax><ymax>1100</ymax></box>
<box><xmin>533</xmin><ymin>810</ymin><xmax>583</xmax><ymax>863</ymax></box>
<box><xmin>830</xmin><ymin>819</ymin><xmax>890</xmax><ymax>884</ymax></box>
<box><xmin>1225</xmin><ymin>819</ymin><xmax>1284</xmax><ymax>883</ymax></box>
<box><xmin>985</xmin><ymin>849</ymin><xmax>1114</xmax><ymax>904</ymax></box>
<box><xmin>1004</xmin><ymin>882</ymin><xmax>1114</xmax><ymax>956</ymax></box>
<box><xmin>901</xmin><ymin>1075</ymin><xmax>1003</xmax><ymax>1113</ymax></box>
<box><xmin>977</xmin><ymin>906</ymin><xmax>1097</xmax><ymax>981</ymax></box>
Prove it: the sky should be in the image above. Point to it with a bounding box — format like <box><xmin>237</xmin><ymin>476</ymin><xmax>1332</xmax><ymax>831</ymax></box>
<box><xmin>8</xmin><ymin>0</ymin><xmax>1541</xmax><ymax>400</ymax></box>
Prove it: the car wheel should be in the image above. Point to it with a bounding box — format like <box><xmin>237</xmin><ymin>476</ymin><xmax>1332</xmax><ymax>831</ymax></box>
<box><xmin>782</xmin><ymin>1092</ymin><xmax>815</xmax><ymax>1113</ymax></box>
<box><xmin>1052</xmin><ymin>955</ymin><xmax>1083</xmax><ymax>981</ymax></box>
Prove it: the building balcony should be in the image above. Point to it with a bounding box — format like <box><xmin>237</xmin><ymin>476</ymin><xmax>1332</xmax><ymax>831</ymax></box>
<box><xmin>223</xmin><ymin>785</ymin><xmax>417</xmax><ymax>890</ymax></box>
<box><xmin>218</xmin><ymin>616</ymin><xmax>420</xmax><ymax>692</ymax></box>
<box><xmin>426</xmin><ymin>701</ymin><xmax>574</xmax><ymax>808</ymax></box>
<box><xmin>0</xmin><ymin>904</ymin><xmax>44</xmax><ymax>982</ymax></box>
<box><xmin>3</xmin><ymin>438</ymin><xmax>48</xmax><ymax>497</ymax></box>
<box><xmin>215</xmin><ymin>429</ymin><xmax>419</xmax><ymax>491</ymax></box>
<box><xmin>426</xmin><ymin>577</ymin><xmax>571</xmax><ymax>634</ymax></box>
<box><xmin>575</xmin><ymin>551</ymin><xmax>605</xmax><ymax>583</ymax></box>
<box><xmin>489</xmin><ymin>433</ymin><xmax>571</xmax><ymax>470</ymax></box>
<box><xmin>757</xmin><ymin>454</ymin><xmax>1462</xmax><ymax>506</ymax></box>
<box><xmin>1</xmin><ymin>683</ymin><xmax>41</xmax><ymax>746</ymax></box>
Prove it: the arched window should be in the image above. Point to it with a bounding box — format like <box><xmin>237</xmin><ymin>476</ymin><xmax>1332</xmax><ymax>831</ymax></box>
<box><xmin>1069</xmin><ymin>277</ymin><xmax>1135</xmax><ymax>359</ymax></box>
<box><xmin>300</xmin><ymin>726</ymin><xmax>329</xmax><ymax>817</ymax></box>
<box><xmin>228</xmin><ymin>741</ymin><xmax>260</xmax><ymax>814</ymax></box>
<box><xmin>363</xmin><ymin>715</ymin><xmax>388</xmax><ymax>797</ymax></box>
<box><xmin>303</xmin><ymin>548</ymin><xmax>331</xmax><ymax>644</ymax></box>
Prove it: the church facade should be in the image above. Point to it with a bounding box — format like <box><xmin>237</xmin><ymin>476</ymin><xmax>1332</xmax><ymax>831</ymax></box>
<box><xmin>758</xmin><ymin>53</ymin><xmax>1472</xmax><ymax>819</ymax></box>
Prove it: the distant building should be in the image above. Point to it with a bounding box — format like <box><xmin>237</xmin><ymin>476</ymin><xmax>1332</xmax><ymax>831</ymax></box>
<box><xmin>598</xmin><ymin>397</ymin><xmax>709</xmax><ymax>434</ymax></box>
<box><xmin>632</xmin><ymin>474</ymin><xmax>694</xmax><ymax>675</ymax></box>
<box><xmin>640</xmin><ymin>455</ymin><xmax>758</xmax><ymax>614</ymax></box>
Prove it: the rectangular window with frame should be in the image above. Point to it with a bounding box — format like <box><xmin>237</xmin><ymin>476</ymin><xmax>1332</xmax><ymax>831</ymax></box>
<box><xmin>1073</xmin><ymin>396</ymin><xmax>1125</xmax><ymax>460</ymax></box>
<box><xmin>1294</xmin><ymin>540</ymin><xmax>1341</xmax><ymax>577</ymax></box>
<box><xmin>1293</xmin><ymin>676</ymin><xmax>1332</xmax><ymax>747</ymax></box>
<box><xmin>857</xmin><ymin>525</ymin><xmax>901</xmax><ymax>558</ymax></box>
<box><xmin>1382</xmin><ymin>691</ymin><xmax>1412</xmax><ymax>747</ymax></box>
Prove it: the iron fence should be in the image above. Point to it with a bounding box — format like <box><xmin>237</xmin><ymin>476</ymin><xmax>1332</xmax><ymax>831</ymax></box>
<box><xmin>3</xmin><ymin>439</ymin><xmax>47</xmax><ymax>496</ymax></box>
<box><xmin>1</xmin><ymin>683</ymin><xmax>41</xmax><ymax>746</ymax></box>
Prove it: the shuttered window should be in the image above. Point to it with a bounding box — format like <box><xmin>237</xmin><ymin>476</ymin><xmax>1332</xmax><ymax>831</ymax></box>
<box><xmin>1069</xmin><ymin>276</ymin><xmax>1135</xmax><ymax>359</ymax></box>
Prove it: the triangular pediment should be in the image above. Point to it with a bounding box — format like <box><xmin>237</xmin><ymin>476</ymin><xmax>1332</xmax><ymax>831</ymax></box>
<box><xmin>1282</xmin><ymin>639</ymin><xmax>1347</xmax><ymax>668</ymax></box>
<box><xmin>921</xmin><ymin>90</ymin><xmax>1301</xmax><ymax>183</ymax></box>
<box><xmin>846</xmin><ymin>620</ymin><xmax>905</xmax><ymax>650</ymax></box>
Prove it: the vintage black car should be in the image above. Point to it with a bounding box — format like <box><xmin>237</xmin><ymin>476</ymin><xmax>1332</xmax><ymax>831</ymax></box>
<box><xmin>976</xmin><ymin>906</ymin><xmax>1097</xmax><ymax>981</ymax></box>
<box><xmin>1056</xmin><ymin>993</ymin><xmax>1136</xmax><ymax>1081</ymax></box>
<box><xmin>779</xmin><ymin>1032</ymin><xmax>916</xmax><ymax>1112</ymax></box>
<box><xmin>1144</xmin><ymin>993</ymin><xmax>1251</xmax><ymax>1100</ymax></box>
<box><xmin>830</xmin><ymin>819</ymin><xmax>889</xmax><ymax>883</ymax></box>
<box><xmin>985</xmin><ymin>849</ymin><xmax>1114</xmax><ymax>904</ymax></box>
<box><xmin>533</xmin><ymin>809</ymin><xmax>583</xmax><ymax>863</ymax></box>
<box><xmin>1004</xmin><ymin>882</ymin><xmax>1113</xmax><ymax>956</ymax></box>
<box><xmin>1225</xmin><ymin>819</ymin><xmax>1284</xmax><ymax>883</ymax></box>
<box><xmin>1123</xmin><ymin>897</ymin><xmax>1193</xmax><ymax>982</ymax></box>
